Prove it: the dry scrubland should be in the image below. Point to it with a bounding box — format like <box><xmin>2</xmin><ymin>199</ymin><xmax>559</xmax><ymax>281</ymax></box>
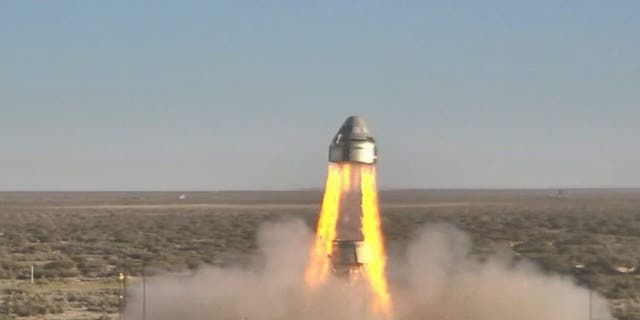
<box><xmin>0</xmin><ymin>190</ymin><xmax>639</xmax><ymax>320</ymax></box>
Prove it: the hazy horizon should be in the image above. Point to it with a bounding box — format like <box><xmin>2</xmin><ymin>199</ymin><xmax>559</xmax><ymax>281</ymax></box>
<box><xmin>3</xmin><ymin>187</ymin><xmax>640</xmax><ymax>193</ymax></box>
<box><xmin>2</xmin><ymin>1</ymin><xmax>639</xmax><ymax>190</ymax></box>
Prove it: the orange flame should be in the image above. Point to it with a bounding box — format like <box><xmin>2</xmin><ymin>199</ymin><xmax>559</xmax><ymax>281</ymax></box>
<box><xmin>304</xmin><ymin>163</ymin><xmax>343</xmax><ymax>288</ymax></box>
<box><xmin>361</xmin><ymin>165</ymin><xmax>392</xmax><ymax>316</ymax></box>
<box><xmin>305</xmin><ymin>162</ymin><xmax>392</xmax><ymax>317</ymax></box>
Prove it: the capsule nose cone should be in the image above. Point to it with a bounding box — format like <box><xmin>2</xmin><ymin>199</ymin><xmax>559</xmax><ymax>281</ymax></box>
<box><xmin>337</xmin><ymin>115</ymin><xmax>373</xmax><ymax>141</ymax></box>
<box><xmin>329</xmin><ymin>115</ymin><xmax>377</xmax><ymax>164</ymax></box>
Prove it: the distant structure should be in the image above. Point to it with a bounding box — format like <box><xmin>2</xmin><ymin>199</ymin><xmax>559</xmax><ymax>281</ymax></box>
<box><xmin>178</xmin><ymin>194</ymin><xmax>187</xmax><ymax>200</ymax></box>
<box><xmin>550</xmin><ymin>189</ymin><xmax>568</xmax><ymax>199</ymax></box>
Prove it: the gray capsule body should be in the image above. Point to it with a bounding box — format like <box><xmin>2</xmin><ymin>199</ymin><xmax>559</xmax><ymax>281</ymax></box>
<box><xmin>329</xmin><ymin>116</ymin><xmax>377</xmax><ymax>164</ymax></box>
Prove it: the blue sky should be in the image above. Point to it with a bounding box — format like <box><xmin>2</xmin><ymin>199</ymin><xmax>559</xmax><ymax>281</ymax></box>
<box><xmin>1</xmin><ymin>1</ymin><xmax>639</xmax><ymax>190</ymax></box>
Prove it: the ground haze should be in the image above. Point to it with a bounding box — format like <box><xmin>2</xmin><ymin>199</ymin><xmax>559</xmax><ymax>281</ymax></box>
<box><xmin>0</xmin><ymin>190</ymin><xmax>638</xmax><ymax>319</ymax></box>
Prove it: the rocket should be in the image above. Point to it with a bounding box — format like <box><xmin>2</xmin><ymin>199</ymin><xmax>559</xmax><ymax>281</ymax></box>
<box><xmin>326</xmin><ymin>115</ymin><xmax>377</xmax><ymax>278</ymax></box>
<box><xmin>329</xmin><ymin>116</ymin><xmax>377</xmax><ymax>164</ymax></box>
<box><xmin>306</xmin><ymin>115</ymin><xmax>392</xmax><ymax>313</ymax></box>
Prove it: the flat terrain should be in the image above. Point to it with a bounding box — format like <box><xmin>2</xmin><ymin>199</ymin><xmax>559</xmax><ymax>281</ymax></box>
<box><xmin>1</xmin><ymin>190</ymin><xmax>639</xmax><ymax>320</ymax></box>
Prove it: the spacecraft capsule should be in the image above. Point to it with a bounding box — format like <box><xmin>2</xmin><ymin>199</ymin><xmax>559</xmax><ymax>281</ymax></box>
<box><xmin>329</xmin><ymin>116</ymin><xmax>377</xmax><ymax>164</ymax></box>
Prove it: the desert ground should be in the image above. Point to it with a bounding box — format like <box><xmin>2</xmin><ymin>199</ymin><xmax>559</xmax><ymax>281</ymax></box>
<box><xmin>0</xmin><ymin>190</ymin><xmax>639</xmax><ymax>320</ymax></box>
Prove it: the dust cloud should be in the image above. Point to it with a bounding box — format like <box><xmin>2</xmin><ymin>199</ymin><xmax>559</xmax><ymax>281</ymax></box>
<box><xmin>126</xmin><ymin>220</ymin><xmax>612</xmax><ymax>320</ymax></box>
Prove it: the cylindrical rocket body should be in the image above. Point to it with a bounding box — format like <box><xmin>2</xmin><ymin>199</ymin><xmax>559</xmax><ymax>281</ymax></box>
<box><xmin>330</xmin><ymin>239</ymin><xmax>370</xmax><ymax>278</ymax></box>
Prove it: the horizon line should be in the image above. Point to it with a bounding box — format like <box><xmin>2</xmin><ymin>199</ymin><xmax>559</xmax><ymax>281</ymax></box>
<box><xmin>2</xmin><ymin>187</ymin><xmax>640</xmax><ymax>192</ymax></box>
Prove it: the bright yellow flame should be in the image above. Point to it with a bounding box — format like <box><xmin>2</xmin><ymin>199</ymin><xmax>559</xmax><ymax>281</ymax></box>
<box><xmin>305</xmin><ymin>162</ymin><xmax>393</xmax><ymax>317</ymax></box>
<box><xmin>304</xmin><ymin>163</ymin><xmax>343</xmax><ymax>288</ymax></box>
<box><xmin>361</xmin><ymin>165</ymin><xmax>393</xmax><ymax>316</ymax></box>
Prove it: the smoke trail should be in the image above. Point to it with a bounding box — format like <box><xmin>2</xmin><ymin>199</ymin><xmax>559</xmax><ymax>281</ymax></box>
<box><xmin>126</xmin><ymin>221</ymin><xmax>612</xmax><ymax>320</ymax></box>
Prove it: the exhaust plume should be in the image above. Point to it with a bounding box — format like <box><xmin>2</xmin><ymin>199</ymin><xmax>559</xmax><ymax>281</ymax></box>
<box><xmin>125</xmin><ymin>221</ymin><xmax>612</xmax><ymax>320</ymax></box>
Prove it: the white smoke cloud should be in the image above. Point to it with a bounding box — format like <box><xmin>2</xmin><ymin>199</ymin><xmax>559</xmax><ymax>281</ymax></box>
<box><xmin>392</xmin><ymin>224</ymin><xmax>611</xmax><ymax>320</ymax></box>
<box><xmin>126</xmin><ymin>220</ymin><xmax>612</xmax><ymax>320</ymax></box>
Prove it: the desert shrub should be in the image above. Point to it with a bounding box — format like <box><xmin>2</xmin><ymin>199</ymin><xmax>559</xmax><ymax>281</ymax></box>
<box><xmin>95</xmin><ymin>314</ymin><xmax>112</xmax><ymax>320</ymax></box>
<box><xmin>185</xmin><ymin>256</ymin><xmax>202</xmax><ymax>271</ymax></box>
<box><xmin>35</xmin><ymin>259</ymin><xmax>79</xmax><ymax>278</ymax></box>
<box><xmin>12</xmin><ymin>302</ymin><xmax>32</xmax><ymax>317</ymax></box>
<box><xmin>78</xmin><ymin>257</ymin><xmax>110</xmax><ymax>276</ymax></box>
<box><xmin>48</xmin><ymin>301</ymin><xmax>65</xmax><ymax>314</ymax></box>
<box><xmin>538</xmin><ymin>254</ymin><xmax>572</xmax><ymax>273</ymax></box>
<box><xmin>8</xmin><ymin>294</ymin><xmax>50</xmax><ymax>316</ymax></box>
<box><xmin>43</xmin><ymin>260</ymin><xmax>74</xmax><ymax>270</ymax></box>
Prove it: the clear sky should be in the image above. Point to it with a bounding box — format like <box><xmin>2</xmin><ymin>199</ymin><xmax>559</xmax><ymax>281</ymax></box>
<box><xmin>1</xmin><ymin>1</ymin><xmax>639</xmax><ymax>190</ymax></box>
